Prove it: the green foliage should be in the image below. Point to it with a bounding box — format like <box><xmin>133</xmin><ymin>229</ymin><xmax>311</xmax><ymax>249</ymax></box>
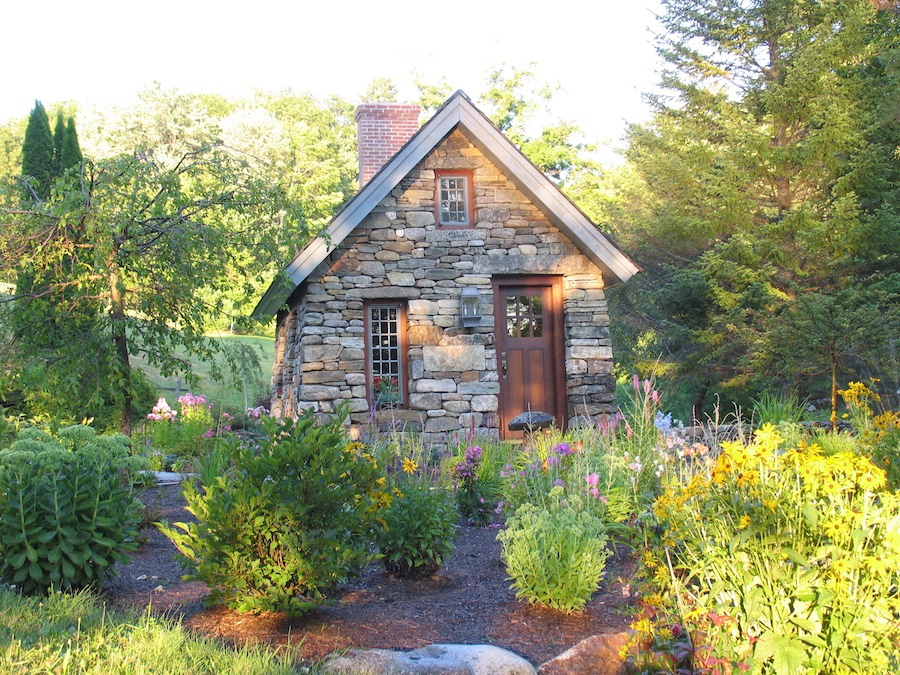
<box><xmin>20</xmin><ymin>101</ymin><xmax>53</xmax><ymax>200</ymax></box>
<box><xmin>362</xmin><ymin>78</ymin><xmax>398</xmax><ymax>102</ymax></box>
<box><xmin>646</xmin><ymin>425</ymin><xmax>900</xmax><ymax>673</ymax></box>
<box><xmin>478</xmin><ymin>65</ymin><xmax>595</xmax><ymax>183</ymax></box>
<box><xmin>0</xmin><ymin>587</ymin><xmax>300</xmax><ymax>673</ymax></box>
<box><xmin>1</xmin><ymin>142</ymin><xmax>293</xmax><ymax>432</ymax></box>
<box><xmin>373</xmin><ymin>479</ymin><xmax>456</xmax><ymax>578</ymax></box>
<box><xmin>59</xmin><ymin>115</ymin><xmax>83</xmax><ymax>172</ymax></box>
<box><xmin>751</xmin><ymin>392</ymin><xmax>806</xmax><ymax>427</ymax></box>
<box><xmin>0</xmin><ymin>425</ymin><xmax>144</xmax><ymax>594</ymax></box>
<box><xmin>158</xmin><ymin>408</ymin><xmax>380</xmax><ymax>616</ymax></box>
<box><xmin>609</xmin><ymin>0</ymin><xmax>899</xmax><ymax>409</ymax></box>
<box><xmin>139</xmin><ymin>393</ymin><xmax>230</xmax><ymax>469</ymax></box>
<box><xmin>449</xmin><ymin>443</ymin><xmax>504</xmax><ymax>525</ymax></box>
<box><xmin>497</xmin><ymin>489</ymin><xmax>611</xmax><ymax>614</ymax></box>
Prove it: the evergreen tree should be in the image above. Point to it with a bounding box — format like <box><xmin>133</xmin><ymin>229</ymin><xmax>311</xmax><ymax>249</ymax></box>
<box><xmin>59</xmin><ymin>116</ymin><xmax>83</xmax><ymax>173</ymax></box>
<box><xmin>52</xmin><ymin>111</ymin><xmax>65</xmax><ymax>178</ymax></box>
<box><xmin>608</xmin><ymin>0</ymin><xmax>898</xmax><ymax>417</ymax></box>
<box><xmin>20</xmin><ymin>101</ymin><xmax>54</xmax><ymax>200</ymax></box>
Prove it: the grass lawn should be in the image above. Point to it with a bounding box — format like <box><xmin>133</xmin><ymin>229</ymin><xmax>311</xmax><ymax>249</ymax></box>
<box><xmin>131</xmin><ymin>334</ymin><xmax>275</xmax><ymax>414</ymax></box>
<box><xmin>0</xmin><ymin>588</ymin><xmax>303</xmax><ymax>674</ymax></box>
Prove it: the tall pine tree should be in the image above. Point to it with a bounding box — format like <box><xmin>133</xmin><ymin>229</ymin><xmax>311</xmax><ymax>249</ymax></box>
<box><xmin>608</xmin><ymin>0</ymin><xmax>898</xmax><ymax>418</ymax></box>
<box><xmin>52</xmin><ymin>111</ymin><xmax>65</xmax><ymax>178</ymax></box>
<box><xmin>20</xmin><ymin>101</ymin><xmax>54</xmax><ymax>200</ymax></box>
<box><xmin>59</xmin><ymin>116</ymin><xmax>83</xmax><ymax>172</ymax></box>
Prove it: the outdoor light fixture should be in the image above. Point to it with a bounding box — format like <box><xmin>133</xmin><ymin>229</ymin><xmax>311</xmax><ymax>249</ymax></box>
<box><xmin>460</xmin><ymin>287</ymin><xmax>482</xmax><ymax>327</ymax></box>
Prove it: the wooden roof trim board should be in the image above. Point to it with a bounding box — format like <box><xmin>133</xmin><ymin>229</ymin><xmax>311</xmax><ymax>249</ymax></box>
<box><xmin>253</xmin><ymin>91</ymin><xmax>639</xmax><ymax>318</ymax></box>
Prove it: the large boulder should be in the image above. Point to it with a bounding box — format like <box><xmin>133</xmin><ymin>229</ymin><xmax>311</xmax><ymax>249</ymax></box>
<box><xmin>537</xmin><ymin>632</ymin><xmax>635</xmax><ymax>675</ymax></box>
<box><xmin>321</xmin><ymin>643</ymin><xmax>537</xmax><ymax>675</ymax></box>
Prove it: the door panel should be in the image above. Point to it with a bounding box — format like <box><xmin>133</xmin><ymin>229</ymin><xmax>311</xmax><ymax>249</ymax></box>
<box><xmin>493</xmin><ymin>277</ymin><xmax>565</xmax><ymax>438</ymax></box>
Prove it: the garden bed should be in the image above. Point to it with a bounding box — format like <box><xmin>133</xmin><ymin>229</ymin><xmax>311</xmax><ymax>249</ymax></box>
<box><xmin>104</xmin><ymin>483</ymin><xmax>637</xmax><ymax>666</ymax></box>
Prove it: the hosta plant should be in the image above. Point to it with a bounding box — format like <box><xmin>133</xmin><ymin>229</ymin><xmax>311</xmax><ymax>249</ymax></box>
<box><xmin>0</xmin><ymin>425</ymin><xmax>143</xmax><ymax>594</ymax></box>
<box><xmin>497</xmin><ymin>487</ymin><xmax>610</xmax><ymax>613</ymax></box>
<box><xmin>373</xmin><ymin>478</ymin><xmax>457</xmax><ymax>578</ymax></box>
<box><xmin>159</xmin><ymin>408</ymin><xmax>380</xmax><ymax>616</ymax></box>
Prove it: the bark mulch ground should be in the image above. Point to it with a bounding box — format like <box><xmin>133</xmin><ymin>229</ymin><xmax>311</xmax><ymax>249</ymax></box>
<box><xmin>103</xmin><ymin>483</ymin><xmax>637</xmax><ymax>667</ymax></box>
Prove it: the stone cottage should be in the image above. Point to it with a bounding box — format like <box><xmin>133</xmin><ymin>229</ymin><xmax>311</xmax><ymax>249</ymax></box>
<box><xmin>253</xmin><ymin>91</ymin><xmax>639</xmax><ymax>445</ymax></box>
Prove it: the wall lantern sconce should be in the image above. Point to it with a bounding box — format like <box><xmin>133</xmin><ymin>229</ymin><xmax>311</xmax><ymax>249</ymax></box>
<box><xmin>460</xmin><ymin>287</ymin><xmax>482</xmax><ymax>327</ymax></box>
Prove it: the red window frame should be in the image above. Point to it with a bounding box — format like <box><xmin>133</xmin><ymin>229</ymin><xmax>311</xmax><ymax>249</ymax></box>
<box><xmin>434</xmin><ymin>169</ymin><xmax>475</xmax><ymax>227</ymax></box>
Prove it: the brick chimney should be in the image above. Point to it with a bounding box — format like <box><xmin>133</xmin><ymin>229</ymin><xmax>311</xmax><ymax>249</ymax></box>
<box><xmin>355</xmin><ymin>103</ymin><xmax>421</xmax><ymax>187</ymax></box>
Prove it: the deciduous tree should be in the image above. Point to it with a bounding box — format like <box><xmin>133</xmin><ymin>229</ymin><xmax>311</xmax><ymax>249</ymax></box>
<box><xmin>1</xmin><ymin>147</ymin><xmax>294</xmax><ymax>431</ymax></box>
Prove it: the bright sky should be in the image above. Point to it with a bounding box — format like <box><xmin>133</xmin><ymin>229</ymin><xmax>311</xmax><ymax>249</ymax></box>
<box><xmin>3</xmin><ymin>0</ymin><xmax>662</xmax><ymax>150</ymax></box>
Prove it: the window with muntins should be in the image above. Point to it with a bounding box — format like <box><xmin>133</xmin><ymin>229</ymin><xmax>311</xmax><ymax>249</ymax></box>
<box><xmin>367</xmin><ymin>303</ymin><xmax>405</xmax><ymax>409</ymax></box>
<box><xmin>435</xmin><ymin>170</ymin><xmax>473</xmax><ymax>226</ymax></box>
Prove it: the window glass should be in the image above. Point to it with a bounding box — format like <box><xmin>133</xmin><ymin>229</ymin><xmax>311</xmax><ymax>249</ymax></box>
<box><xmin>369</xmin><ymin>304</ymin><xmax>404</xmax><ymax>407</ymax></box>
<box><xmin>439</xmin><ymin>175</ymin><xmax>469</xmax><ymax>225</ymax></box>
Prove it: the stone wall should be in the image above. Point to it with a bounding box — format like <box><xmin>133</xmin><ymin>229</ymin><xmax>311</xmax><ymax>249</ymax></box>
<box><xmin>271</xmin><ymin>129</ymin><xmax>617</xmax><ymax>445</ymax></box>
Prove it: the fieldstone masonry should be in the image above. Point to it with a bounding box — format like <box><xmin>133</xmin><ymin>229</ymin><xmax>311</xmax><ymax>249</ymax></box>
<box><xmin>271</xmin><ymin>130</ymin><xmax>617</xmax><ymax>446</ymax></box>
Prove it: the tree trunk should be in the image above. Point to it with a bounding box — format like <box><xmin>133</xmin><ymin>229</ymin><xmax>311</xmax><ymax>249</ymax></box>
<box><xmin>692</xmin><ymin>380</ymin><xmax>709</xmax><ymax>426</ymax></box>
<box><xmin>108</xmin><ymin>256</ymin><xmax>133</xmax><ymax>435</ymax></box>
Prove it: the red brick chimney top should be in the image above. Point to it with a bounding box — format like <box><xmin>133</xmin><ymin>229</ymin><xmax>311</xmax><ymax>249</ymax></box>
<box><xmin>355</xmin><ymin>103</ymin><xmax>422</xmax><ymax>187</ymax></box>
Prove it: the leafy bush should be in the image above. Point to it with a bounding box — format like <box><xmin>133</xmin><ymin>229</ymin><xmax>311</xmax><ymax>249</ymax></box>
<box><xmin>0</xmin><ymin>425</ymin><xmax>143</xmax><ymax>594</ymax></box>
<box><xmin>497</xmin><ymin>487</ymin><xmax>611</xmax><ymax>613</ymax></box>
<box><xmin>373</xmin><ymin>479</ymin><xmax>457</xmax><ymax>578</ymax></box>
<box><xmin>158</xmin><ymin>409</ymin><xmax>380</xmax><ymax>616</ymax></box>
<box><xmin>648</xmin><ymin>424</ymin><xmax>900</xmax><ymax>673</ymax></box>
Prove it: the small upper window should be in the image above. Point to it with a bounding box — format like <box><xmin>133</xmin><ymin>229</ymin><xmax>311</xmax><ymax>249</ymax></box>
<box><xmin>435</xmin><ymin>170</ymin><xmax>474</xmax><ymax>226</ymax></box>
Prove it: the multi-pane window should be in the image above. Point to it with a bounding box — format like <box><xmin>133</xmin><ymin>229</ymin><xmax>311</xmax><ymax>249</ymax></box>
<box><xmin>505</xmin><ymin>293</ymin><xmax>543</xmax><ymax>338</ymax></box>
<box><xmin>367</xmin><ymin>303</ymin><xmax>405</xmax><ymax>408</ymax></box>
<box><xmin>435</xmin><ymin>170</ymin><xmax>473</xmax><ymax>226</ymax></box>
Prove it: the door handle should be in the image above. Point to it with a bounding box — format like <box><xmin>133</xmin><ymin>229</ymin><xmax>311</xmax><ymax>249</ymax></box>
<box><xmin>500</xmin><ymin>352</ymin><xmax>507</xmax><ymax>379</ymax></box>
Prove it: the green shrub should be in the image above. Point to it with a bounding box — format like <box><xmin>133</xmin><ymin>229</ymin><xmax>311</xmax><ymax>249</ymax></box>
<box><xmin>0</xmin><ymin>425</ymin><xmax>143</xmax><ymax>594</ymax></box>
<box><xmin>497</xmin><ymin>488</ymin><xmax>611</xmax><ymax>613</ymax></box>
<box><xmin>158</xmin><ymin>408</ymin><xmax>380</xmax><ymax>616</ymax></box>
<box><xmin>374</xmin><ymin>479</ymin><xmax>457</xmax><ymax>578</ymax></box>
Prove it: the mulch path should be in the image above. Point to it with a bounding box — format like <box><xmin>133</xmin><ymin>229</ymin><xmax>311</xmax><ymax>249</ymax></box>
<box><xmin>103</xmin><ymin>483</ymin><xmax>637</xmax><ymax>667</ymax></box>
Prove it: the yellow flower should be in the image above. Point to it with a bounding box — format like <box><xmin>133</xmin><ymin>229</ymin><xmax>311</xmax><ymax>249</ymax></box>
<box><xmin>753</xmin><ymin>423</ymin><xmax>783</xmax><ymax>453</ymax></box>
<box><xmin>738</xmin><ymin>515</ymin><xmax>751</xmax><ymax>530</ymax></box>
<box><xmin>864</xmin><ymin>555</ymin><xmax>890</xmax><ymax>576</ymax></box>
<box><xmin>858</xmin><ymin>468</ymin><xmax>886</xmax><ymax>491</ymax></box>
<box><xmin>822</xmin><ymin>520</ymin><xmax>843</xmax><ymax>539</ymax></box>
<box><xmin>830</xmin><ymin>557</ymin><xmax>856</xmax><ymax>578</ymax></box>
<box><xmin>402</xmin><ymin>458</ymin><xmax>418</xmax><ymax>474</ymax></box>
<box><xmin>376</xmin><ymin>476</ymin><xmax>387</xmax><ymax>488</ymax></box>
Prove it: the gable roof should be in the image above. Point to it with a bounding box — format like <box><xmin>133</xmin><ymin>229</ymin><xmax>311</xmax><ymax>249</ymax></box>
<box><xmin>253</xmin><ymin>91</ymin><xmax>639</xmax><ymax>318</ymax></box>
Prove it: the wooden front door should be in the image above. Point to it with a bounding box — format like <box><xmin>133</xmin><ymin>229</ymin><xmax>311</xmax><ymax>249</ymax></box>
<box><xmin>493</xmin><ymin>276</ymin><xmax>566</xmax><ymax>438</ymax></box>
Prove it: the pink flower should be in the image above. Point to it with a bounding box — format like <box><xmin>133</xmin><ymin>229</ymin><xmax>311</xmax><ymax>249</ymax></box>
<box><xmin>632</xmin><ymin>374</ymin><xmax>640</xmax><ymax>392</ymax></box>
<box><xmin>651</xmin><ymin>389</ymin><xmax>660</xmax><ymax>404</ymax></box>
<box><xmin>585</xmin><ymin>472</ymin><xmax>600</xmax><ymax>487</ymax></box>
<box><xmin>643</xmin><ymin>379</ymin><xmax>652</xmax><ymax>395</ymax></box>
<box><xmin>589</xmin><ymin>488</ymin><xmax>600</xmax><ymax>499</ymax></box>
